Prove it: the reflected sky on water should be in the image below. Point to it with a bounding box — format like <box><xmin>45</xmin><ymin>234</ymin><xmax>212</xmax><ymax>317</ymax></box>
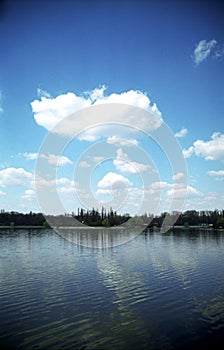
<box><xmin>0</xmin><ymin>229</ymin><xmax>224</xmax><ymax>349</ymax></box>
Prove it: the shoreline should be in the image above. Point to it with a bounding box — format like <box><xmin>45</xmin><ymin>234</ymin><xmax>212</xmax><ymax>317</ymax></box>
<box><xmin>0</xmin><ymin>226</ymin><xmax>47</xmax><ymax>229</ymax></box>
<box><xmin>0</xmin><ymin>225</ymin><xmax>224</xmax><ymax>231</ymax></box>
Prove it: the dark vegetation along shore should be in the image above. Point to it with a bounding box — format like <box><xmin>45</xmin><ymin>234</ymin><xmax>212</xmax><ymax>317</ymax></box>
<box><xmin>0</xmin><ymin>208</ymin><xmax>224</xmax><ymax>229</ymax></box>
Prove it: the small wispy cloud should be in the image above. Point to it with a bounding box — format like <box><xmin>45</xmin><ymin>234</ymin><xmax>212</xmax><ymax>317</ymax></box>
<box><xmin>213</xmin><ymin>44</ymin><xmax>224</xmax><ymax>60</ymax></box>
<box><xmin>175</xmin><ymin>127</ymin><xmax>188</xmax><ymax>138</ymax></box>
<box><xmin>0</xmin><ymin>91</ymin><xmax>3</xmax><ymax>113</ymax></box>
<box><xmin>193</xmin><ymin>39</ymin><xmax>224</xmax><ymax>65</ymax></box>
<box><xmin>193</xmin><ymin>39</ymin><xmax>217</xmax><ymax>65</ymax></box>
<box><xmin>37</xmin><ymin>88</ymin><xmax>52</xmax><ymax>98</ymax></box>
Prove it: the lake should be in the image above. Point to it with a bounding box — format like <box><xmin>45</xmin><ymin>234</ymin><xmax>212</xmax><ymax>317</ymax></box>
<box><xmin>0</xmin><ymin>228</ymin><xmax>224</xmax><ymax>349</ymax></box>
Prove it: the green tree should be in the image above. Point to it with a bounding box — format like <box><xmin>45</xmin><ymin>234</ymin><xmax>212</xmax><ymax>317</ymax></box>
<box><xmin>102</xmin><ymin>217</ymin><xmax>110</xmax><ymax>227</ymax></box>
<box><xmin>43</xmin><ymin>220</ymin><xmax>51</xmax><ymax>228</ymax></box>
<box><xmin>217</xmin><ymin>218</ymin><xmax>224</xmax><ymax>228</ymax></box>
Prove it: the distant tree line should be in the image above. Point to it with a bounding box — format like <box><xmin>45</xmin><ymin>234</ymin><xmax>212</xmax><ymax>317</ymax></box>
<box><xmin>0</xmin><ymin>210</ymin><xmax>46</xmax><ymax>227</ymax></box>
<box><xmin>0</xmin><ymin>208</ymin><xmax>224</xmax><ymax>228</ymax></box>
<box><xmin>153</xmin><ymin>209</ymin><xmax>224</xmax><ymax>229</ymax></box>
<box><xmin>73</xmin><ymin>208</ymin><xmax>224</xmax><ymax>228</ymax></box>
<box><xmin>73</xmin><ymin>207</ymin><xmax>130</xmax><ymax>227</ymax></box>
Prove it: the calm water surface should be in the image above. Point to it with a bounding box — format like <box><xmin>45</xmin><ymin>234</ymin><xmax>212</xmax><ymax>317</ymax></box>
<box><xmin>0</xmin><ymin>229</ymin><xmax>224</xmax><ymax>349</ymax></box>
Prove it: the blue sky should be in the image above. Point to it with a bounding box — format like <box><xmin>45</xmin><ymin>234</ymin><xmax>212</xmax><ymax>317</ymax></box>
<box><xmin>0</xmin><ymin>0</ymin><xmax>224</xmax><ymax>215</ymax></box>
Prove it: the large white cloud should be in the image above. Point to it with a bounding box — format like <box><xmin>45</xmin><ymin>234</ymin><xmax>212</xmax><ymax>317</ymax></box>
<box><xmin>193</xmin><ymin>132</ymin><xmax>224</xmax><ymax>160</ymax></box>
<box><xmin>193</xmin><ymin>39</ymin><xmax>217</xmax><ymax>65</ymax></box>
<box><xmin>0</xmin><ymin>167</ymin><xmax>33</xmax><ymax>187</ymax></box>
<box><xmin>31</xmin><ymin>87</ymin><xmax>163</xmax><ymax>141</ymax></box>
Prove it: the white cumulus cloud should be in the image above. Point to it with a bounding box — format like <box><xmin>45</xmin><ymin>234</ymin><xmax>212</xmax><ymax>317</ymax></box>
<box><xmin>94</xmin><ymin>89</ymin><xmax>158</xmax><ymax>111</ymax></box>
<box><xmin>31</xmin><ymin>87</ymin><xmax>163</xmax><ymax>141</ymax></box>
<box><xmin>21</xmin><ymin>189</ymin><xmax>36</xmax><ymax>201</ymax></box>
<box><xmin>182</xmin><ymin>132</ymin><xmax>224</xmax><ymax>161</ymax></box>
<box><xmin>0</xmin><ymin>167</ymin><xmax>33</xmax><ymax>187</ymax></box>
<box><xmin>208</xmin><ymin>169</ymin><xmax>224</xmax><ymax>177</ymax></box>
<box><xmin>23</xmin><ymin>152</ymin><xmax>72</xmax><ymax>165</ymax></box>
<box><xmin>78</xmin><ymin>160</ymin><xmax>91</xmax><ymax>168</ymax></box>
<box><xmin>182</xmin><ymin>146</ymin><xmax>194</xmax><ymax>159</ymax></box>
<box><xmin>58</xmin><ymin>180</ymin><xmax>77</xmax><ymax>194</ymax></box>
<box><xmin>106</xmin><ymin>136</ymin><xmax>138</xmax><ymax>147</ymax></box>
<box><xmin>113</xmin><ymin>148</ymin><xmax>149</xmax><ymax>174</ymax></box>
<box><xmin>193</xmin><ymin>132</ymin><xmax>224</xmax><ymax>161</ymax></box>
<box><xmin>167</xmin><ymin>185</ymin><xmax>201</xmax><ymax>198</ymax></box>
<box><xmin>97</xmin><ymin>172</ymin><xmax>132</xmax><ymax>190</ymax></box>
<box><xmin>85</xmin><ymin>84</ymin><xmax>107</xmax><ymax>102</ymax></box>
<box><xmin>172</xmin><ymin>172</ymin><xmax>184</xmax><ymax>181</ymax></box>
<box><xmin>207</xmin><ymin>170</ymin><xmax>224</xmax><ymax>181</ymax></box>
<box><xmin>34</xmin><ymin>176</ymin><xmax>77</xmax><ymax>191</ymax></box>
<box><xmin>175</xmin><ymin>128</ymin><xmax>188</xmax><ymax>138</ymax></box>
<box><xmin>92</xmin><ymin>156</ymin><xmax>104</xmax><ymax>164</ymax></box>
<box><xmin>145</xmin><ymin>181</ymin><xmax>171</xmax><ymax>195</ymax></box>
<box><xmin>150</xmin><ymin>181</ymin><xmax>170</xmax><ymax>191</ymax></box>
<box><xmin>193</xmin><ymin>39</ymin><xmax>217</xmax><ymax>65</ymax></box>
<box><xmin>147</xmin><ymin>181</ymin><xmax>200</xmax><ymax>199</ymax></box>
<box><xmin>31</xmin><ymin>92</ymin><xmax>91</xmax><ymax>131</ymax></box>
